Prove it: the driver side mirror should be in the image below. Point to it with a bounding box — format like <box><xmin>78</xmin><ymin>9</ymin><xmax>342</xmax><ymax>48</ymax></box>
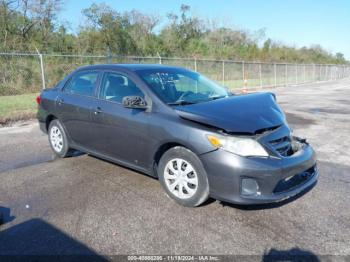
<box><xmin>122</xmin><ymin>96</ymin><xmax>148</xmax><ymax>109</ymax></box>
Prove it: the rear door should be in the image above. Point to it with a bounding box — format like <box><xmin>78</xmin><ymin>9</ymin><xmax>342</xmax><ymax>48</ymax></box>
<box><xmin>89</xmin><ymin>71</ymin><xmax>152</xmax><ymax>169</ymax></box>
<box><xmin>56</xmin><ymin>70</ymin><xmax>101</xmax><ymax>149</ymax></box>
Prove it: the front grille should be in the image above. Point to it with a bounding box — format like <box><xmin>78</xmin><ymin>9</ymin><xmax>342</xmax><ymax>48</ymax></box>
<box><xmin>269</xmin><ymin>135</ymin><xmax>294</xmax><ymax>157</ymax></box>
<box><xmin>273</xmin><ymin>165</ymin><xmax>316</xmax><ymax>194</ymax></box>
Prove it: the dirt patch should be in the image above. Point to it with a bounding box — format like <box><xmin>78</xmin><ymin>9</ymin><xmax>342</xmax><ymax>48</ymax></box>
<box><xmin>285</xmin><ymin>112</ymin><xmax>316</xmax><ymax>127</ymax></box>
<box><xmin>0</xmin><ymin>112</ymin><xmax>36</xmax><ymax>127</ymax></box>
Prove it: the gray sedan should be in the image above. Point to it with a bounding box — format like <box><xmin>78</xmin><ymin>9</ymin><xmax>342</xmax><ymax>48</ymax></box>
<box><xmin>37</xmin><ymin>64</ymin><xmax>318</xmax><ymax>207</ymax></box>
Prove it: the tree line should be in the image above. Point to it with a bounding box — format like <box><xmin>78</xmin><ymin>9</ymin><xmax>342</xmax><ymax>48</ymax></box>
<box><xmin>0</xmin><ymin>0</ymin><xmax>347</xmax><ymax>64</ymax></box>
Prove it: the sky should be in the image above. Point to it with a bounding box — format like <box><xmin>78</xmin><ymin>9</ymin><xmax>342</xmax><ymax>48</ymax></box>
<box><xmin>60</xmin><ymin>0</ymin><xmax>350</xmax><ymax>59</ymax></box>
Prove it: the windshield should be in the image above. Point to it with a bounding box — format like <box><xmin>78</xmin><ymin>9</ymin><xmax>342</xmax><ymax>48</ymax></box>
<box><xmin>136</xmin><ymin>69</ymin><xmax>229</xmax><ymax>105</ymax></box>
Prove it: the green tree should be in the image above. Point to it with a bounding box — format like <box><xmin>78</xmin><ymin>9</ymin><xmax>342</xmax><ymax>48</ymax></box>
<box><xmin>0</xmin><ymin>1</ymin><xmax>347</xmax><ymax>64</ymax></box>
<box><xmin>80</xmin><ymin>3</ymin><xmax>136</xmax><ymax>54</ymax></box>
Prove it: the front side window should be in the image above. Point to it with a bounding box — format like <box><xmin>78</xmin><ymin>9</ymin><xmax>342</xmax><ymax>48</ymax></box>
<box><xmin>64</xmin><ymin>71</ymin><xmax>99</xmax><ymax>97</ymax></box>
<box><xmin>136</xmin><ymin>69</ymin><xmax>229</xmax><ymax>105</ymax></box>
<box><xmin>99</xmin><ymin>72</ymin><xmax>144</xmax><ymax>103</ymax></box>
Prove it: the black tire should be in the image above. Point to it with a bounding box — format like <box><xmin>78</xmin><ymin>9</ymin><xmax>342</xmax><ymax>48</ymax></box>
<box><xmin>158</xmin><ymin>146</ymin><xmax>209</xmax><ymax>207</ymax></box>
<box><xmin>48</xmin><ymin>119</ymin><xmax>73</xmax><ymax>158</ymax></box>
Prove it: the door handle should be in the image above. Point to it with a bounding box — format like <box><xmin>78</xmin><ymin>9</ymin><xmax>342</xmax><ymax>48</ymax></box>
<box><xmin>94</xmin><ymin>107</ymin><xmax>102</xmax><ymax>115</ymax></box>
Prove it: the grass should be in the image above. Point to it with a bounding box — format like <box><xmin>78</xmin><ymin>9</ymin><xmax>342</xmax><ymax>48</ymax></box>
<box><xmin>0</xmin><ymin>93</ymin><xmax>38</xmax><ymax>125</ymax></box>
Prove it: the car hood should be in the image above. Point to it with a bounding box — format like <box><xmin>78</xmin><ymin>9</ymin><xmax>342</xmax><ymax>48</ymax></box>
<box><xmin>175</xmin><ymin>92</ymin><xmax>286</xmax><ymax>134</ymax></box>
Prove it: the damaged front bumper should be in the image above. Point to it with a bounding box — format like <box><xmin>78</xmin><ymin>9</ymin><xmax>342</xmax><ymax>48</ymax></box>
<box><xmin>200</xmin><ymin>138</ymin><xmax>318</xmax><ymax>205</ymax></box>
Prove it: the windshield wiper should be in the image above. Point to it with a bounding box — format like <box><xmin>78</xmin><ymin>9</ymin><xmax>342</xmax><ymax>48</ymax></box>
<box><xmin>209</xmin><ymin>95</ymin><xmax>228</xmax><ymax>101</ymax></box>
<box><xmin>167</xmin><ymin>100</ymin><xmax>196</xmax><ymax>106</ymax></box>
<box><xmin>168</xmin><ymin>95</ymin><xmax>229</xmax><ymax>106</ymax></box>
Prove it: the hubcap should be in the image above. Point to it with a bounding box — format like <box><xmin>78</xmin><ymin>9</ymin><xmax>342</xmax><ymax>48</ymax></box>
<box><xmin>164</xmin><ymin>158</ymin><xmax>198</xmax><ymax>199</ymax></box>
<box><xmin>50</xmin><ymin>126</ymin><xmax>63</xmax><ymax>152</ymax></box>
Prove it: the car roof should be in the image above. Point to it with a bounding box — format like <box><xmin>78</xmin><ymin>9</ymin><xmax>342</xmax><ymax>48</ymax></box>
<box><xmin>75</xmin><ymin>64</ymin><xmax>189</xmax><ymax>72</ymax></box>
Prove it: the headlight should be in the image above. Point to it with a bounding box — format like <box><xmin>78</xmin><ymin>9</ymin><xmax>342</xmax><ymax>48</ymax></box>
<box><xmin>206</xmin><ymin>134</ymin><xmax>268</xmax><ymax>157</ymax></box>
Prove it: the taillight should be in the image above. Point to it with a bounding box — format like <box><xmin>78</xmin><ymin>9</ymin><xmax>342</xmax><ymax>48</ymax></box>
<box><xmin>36</xmin><ymin>95</ymin><xmax>41</xmax><ymax>105</ymax></box>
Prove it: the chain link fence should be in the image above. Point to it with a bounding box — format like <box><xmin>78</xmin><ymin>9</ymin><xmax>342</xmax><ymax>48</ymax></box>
<box><xmin>1</xmin><ymin>52</ymin><xmax>350</xmax><ymax>96</ymax></box>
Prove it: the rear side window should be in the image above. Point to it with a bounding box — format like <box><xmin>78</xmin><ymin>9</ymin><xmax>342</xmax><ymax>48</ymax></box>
<box><xmin>99</xmin><ymin>72</ymin><xmax>144</xmax><ymax>103</ymax></box>
<box><xmin>64</xmin><ymin>71</ymin><xmax>99</xmax><ymax>97</ymax></box>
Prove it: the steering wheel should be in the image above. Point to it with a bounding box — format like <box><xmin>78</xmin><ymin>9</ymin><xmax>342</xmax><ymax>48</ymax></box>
<box><xmin>176</xmin><ymin>91</ymin><xmax>193</xmax><ymax>102</ymax></box>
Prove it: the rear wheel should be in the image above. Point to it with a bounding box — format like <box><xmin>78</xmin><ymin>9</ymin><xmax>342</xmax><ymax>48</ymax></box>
<box><xmin>48</xmin><ymin>119</ymin><xmax>73</xmax><ymax>158</ymax></box>
<box><xmin>158</xmin><ymin>146</ymin><xmax>209</xmax><ymax>207</ymax></box>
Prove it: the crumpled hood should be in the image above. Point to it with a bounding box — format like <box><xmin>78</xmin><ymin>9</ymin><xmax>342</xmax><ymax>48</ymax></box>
<box><xmin>175</xmin><ymin>92</ymin><xmax>286</xmax><ymax>134</ymax></box>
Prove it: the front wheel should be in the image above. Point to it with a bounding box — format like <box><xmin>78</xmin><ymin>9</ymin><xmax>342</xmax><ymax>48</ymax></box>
<box><xmin>48</xmin><ymin>119</ymin><xmax>73</xmax><ymax>158</ymax></box>
<box><xmin>158</xmin><ymin>146</ymin><xmax>209</xmax><ymax>207</ymax></box>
